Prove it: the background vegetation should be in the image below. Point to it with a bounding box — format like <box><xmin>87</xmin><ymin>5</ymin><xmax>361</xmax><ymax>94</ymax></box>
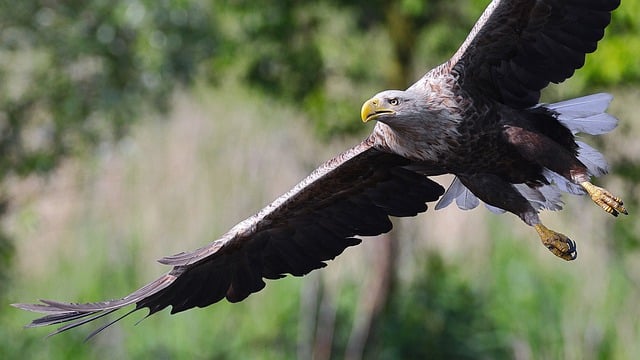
<box><xmin>1</xmin><ymin>0</ymin><xmax>640</xmax><ymax>359</ymax></box>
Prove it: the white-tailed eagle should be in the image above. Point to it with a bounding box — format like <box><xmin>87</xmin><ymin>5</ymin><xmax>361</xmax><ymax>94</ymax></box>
<box><xmin>15</xmin><ymin>0</ymin><xmax>625</xmax><ymax>338</ymax></box>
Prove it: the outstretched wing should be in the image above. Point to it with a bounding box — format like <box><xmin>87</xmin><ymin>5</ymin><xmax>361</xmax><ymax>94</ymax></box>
<box><xmin>14</xmin><ymin>135</ymin><xmax>444</xmax><ymax>338</ymax></box>
<box><xmin>443</xmin><ymin>0</ymin><xmax>619</xmax><ymax>108</ymax></box>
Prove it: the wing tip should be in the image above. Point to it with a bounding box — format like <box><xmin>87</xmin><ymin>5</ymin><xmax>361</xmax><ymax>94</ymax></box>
<box><xmin>14</xmin><ymin>274</ymin><xmax>178</xmax><ymax>336</ymax></box>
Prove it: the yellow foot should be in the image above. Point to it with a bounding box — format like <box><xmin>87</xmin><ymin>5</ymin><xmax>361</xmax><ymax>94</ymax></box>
<box><xmin>534</xmin><ymin>224</ymin><xmax>577</xmax><ymax>261</ymax></box>
<box><xmin>581</xmin><ymin>181</ymin><xmax>628</xmax><ymax>217</ymax></box>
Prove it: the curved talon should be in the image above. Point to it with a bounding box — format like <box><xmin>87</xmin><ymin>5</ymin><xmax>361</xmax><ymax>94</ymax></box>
<box><xmin>564</xmin><ymin>238</ymin><xmax>577</xmax><ymax>260</ymax></box>
<box><xmin>535</xmin><ymin>224</ymin><xmax>577</xmax><ymax>261</ymax></box>
<box><xmin>581</xmin><ymin>181</ymin><xmax>628</xmax><ymax>217</ymax></box>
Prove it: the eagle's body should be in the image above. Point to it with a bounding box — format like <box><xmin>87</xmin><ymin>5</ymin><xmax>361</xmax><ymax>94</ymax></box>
<box><xmin>366</xmin><ymin>70</ymin><xmax>605</xmax><ymax>230</ymax></box>
<box><xmin>371</xmin><ymin>67</ymin><xmax>579</xmax><ymax>183</ymax></box>
<box><xmin>16</xmin><ymin>0</ymin><xmax>626</xmax><ymax>337</ymax></box>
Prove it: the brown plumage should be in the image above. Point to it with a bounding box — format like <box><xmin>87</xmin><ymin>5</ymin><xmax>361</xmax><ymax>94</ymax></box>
<box><xmin>15</xmin><ymin>0</ymin><xmax>625</xmax><ymax>338</ymax></box>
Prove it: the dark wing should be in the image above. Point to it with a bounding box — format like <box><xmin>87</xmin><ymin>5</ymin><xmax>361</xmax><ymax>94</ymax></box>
<box><xmin>442</xmin><ymin>0</ymin><xmax>619</xmax><ymax>108</ymax></box>
<box><xmin>14</xmin><ymin>135</ymin><xmax>444</xmax><ymax>338</ymax></box>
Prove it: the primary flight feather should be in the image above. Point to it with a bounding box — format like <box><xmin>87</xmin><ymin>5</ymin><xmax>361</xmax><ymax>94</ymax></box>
<box><xmin>15</xmin><ymin>0</ymin><xmax>625</xmax><ymax>337</ymax></box>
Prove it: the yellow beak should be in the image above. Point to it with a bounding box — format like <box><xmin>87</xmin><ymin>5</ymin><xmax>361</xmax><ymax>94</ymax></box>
<box><xmin>360</xmin><ymin>97</ymin><xmax>394</xmax><ymax>123</ymax></box>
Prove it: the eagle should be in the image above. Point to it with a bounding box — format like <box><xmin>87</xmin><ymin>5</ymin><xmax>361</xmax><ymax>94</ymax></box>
<box><xmin>15</xmin><ymin>0</ymin><xmax>625</xmax><ymax>337</ymax></box>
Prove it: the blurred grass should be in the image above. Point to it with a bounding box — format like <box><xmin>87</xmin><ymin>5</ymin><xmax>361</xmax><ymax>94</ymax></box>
<box><xmin>3</xmin><ymin>81</ymin><xmax>640</xmax><ymax>359</ymax></box>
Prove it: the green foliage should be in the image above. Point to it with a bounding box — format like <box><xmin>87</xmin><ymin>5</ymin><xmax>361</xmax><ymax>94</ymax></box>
<box><xmin>223</xmin><ymin>1</ymin><xmax>323</xmax><ymax>102</ymax></box>
<box><xmin>4</xmin><ymin>0</ymin><xmax>638</xmax><ymax>177</ymax></box>
<box><xmin>371</xmin><ymin>254</ymin><xmax>510</xmax><ymax>359</ymax></box>
<box><xmin>3</xmin><ymin>0</ymin><xmax>640</xmax><ymax>176</ymax></box>
<box><xmin>592</xmin><ymin>0</ymin><xmax>640</xmax><ymax>85</ymax></box>
<box><xmin>479</xmin><ymin>219</ymin><xmax>640</xmax><ymax>360</ymax></box>
<box><xmin>0</xmin><ymin>0</ymin><xmax>218</xmax><ymax>180</ymax></box>
<box><xmin>0</xmin><ymin>224</ymin><xmax>14</xmax><ymax>297</ymax></box>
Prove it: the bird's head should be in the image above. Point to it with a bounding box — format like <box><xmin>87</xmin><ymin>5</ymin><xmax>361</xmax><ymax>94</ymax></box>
<box><xmin>360</xmin><ymin>90</ymin><xmax>423</xmax><ymax>125</ymax></box>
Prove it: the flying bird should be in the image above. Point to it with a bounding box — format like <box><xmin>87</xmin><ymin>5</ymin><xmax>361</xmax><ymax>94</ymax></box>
<box><xmin>15</xmin><ymin>0</ymin><xmax>625</xmax><ymax>337</ymax></box>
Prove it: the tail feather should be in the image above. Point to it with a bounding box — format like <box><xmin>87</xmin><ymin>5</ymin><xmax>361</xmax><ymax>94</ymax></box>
<box><xmin>537</xmin><ymin>184</ymin><xmax>564</xmax><ymax>211</ymax></box>
<box><xmin>576</xmin><ymin>140</ymin><xmax>609</xmax><ymax>176</ymax></box>
<box><xmin>543</xmin><ymin>169</ymin><xmax>586</xmax><ymax>195</ymax></box>
<box><xmin>484</xmin><ymin>203</ymin><xmax>507</xmax><ymax>214</ymax></box>
<box><xmin>549</xmin><ymin>93</ymin><xmax>618</xmax><ymax>135</ymax></box>
<box><xmin>437</xmin><ymin>176</ymin><xmax>564</xmax><ymax>214</ymax></box>
<box><xmin>434</xmin><ymin>177</ymin><xmax>465</xmax><ymax>210</ymax></box>
<box><xmin>513</xmin><ymin>183</ymin><xmax>564</xmax><ymax>211</ymax></box>
<box><xmin>456</xmin><ymin>188</ymin><xmax>480</xmax><ymax>210</ymax></box>
<box><xmin>541</xmin><ymin>93</ymin><xmax>615</xmax><ymax>192</ymax></box>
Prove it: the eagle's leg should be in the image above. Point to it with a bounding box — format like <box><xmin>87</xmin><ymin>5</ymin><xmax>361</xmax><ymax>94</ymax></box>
<box><xmin>458</xmin><ymin>174</ymin><xmax>577</xmax><ymax>261</ymax></box>
<box><xmin>503</xmin><ymin>126</ymin><xmax>628</xmax><ymax>217</ymax></box>
<box><xmin>580</xmin><ymin>181</ymin><xmax>627</xmax><ymax>217</ymax></box>
<box><xmin>534</xmin><ymin>224</ymin><xmax>577</xmax><ymax>261</ymax></box>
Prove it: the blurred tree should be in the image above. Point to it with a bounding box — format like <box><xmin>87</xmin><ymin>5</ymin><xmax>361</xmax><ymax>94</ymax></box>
<box><xmin>0</xmin><ymin>0</ymin><xmax>218</xmax><ymax>295</ymax></box>
<box><xmin>369</xmin><ymin>254</ymin><xmax>510</xmax><ymax>359</ymax></box>
<box><xmin>222</xmin><ymin>0</ymin><xmax>482</xmax><ymax>137</ymax></box>
<box><xmin>3</xmin><ymin>0</ymin><xmax>637</xmax><ymax>185</ymax></box>
<box><xmin>0</xmin><ymin>0</ymin><xmax>218</xmax><ymax>180</ymax></box>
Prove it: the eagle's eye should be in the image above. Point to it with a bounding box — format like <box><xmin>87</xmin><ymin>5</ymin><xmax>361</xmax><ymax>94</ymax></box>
<box><xmin>389</xmin><ymin>98</ymin><xmax>400</xmax><ymax>106</ymax></box>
